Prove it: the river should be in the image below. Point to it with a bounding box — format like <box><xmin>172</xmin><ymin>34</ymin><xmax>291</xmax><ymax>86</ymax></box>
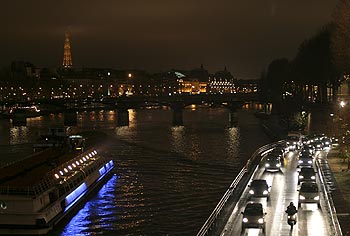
<box><xmin>0</xmin><ymin>106</ymin><xmax>271</xmax><ymax>235</ymax></box>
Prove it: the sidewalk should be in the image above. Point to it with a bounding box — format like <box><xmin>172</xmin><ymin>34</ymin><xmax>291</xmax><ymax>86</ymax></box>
<box><xmin>327</xmin><ymin>148</ymin><xmax>350</xmax><ymax>236</ymax></box>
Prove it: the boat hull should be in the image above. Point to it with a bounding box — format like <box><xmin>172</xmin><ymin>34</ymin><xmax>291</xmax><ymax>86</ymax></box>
<box><xmin>0</xmin><ymin>157</ymin><xmax>114</xmax><ymax>235</ymax></box>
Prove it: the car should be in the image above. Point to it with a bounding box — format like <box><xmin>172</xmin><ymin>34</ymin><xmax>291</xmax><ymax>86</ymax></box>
<box><xmin>312</xmin><ymin>141</ymin><xmax>324</xmax><ymax>151</ymax></box>
<box><xmin>297</xmin><ymin>154</ymin><xmax>314</xmax><ymax>169</ymax></box>
<box><xmin>241</xmin><ymin>202</ymin><xmax>266</xmax><ymax>234</ymax></box>
<box><xmin>298</xmin><ymin>181</ymin><xmax>320</xmax><ymax>208</ymax></box>
<box><xmin>300</xmin><ymin>146</ymin><xmax>315</xmax><ymax>157</ymax></box>
<box><xmin>248</xmin><ymin>179</ymin><xmax>271</xmax><ymax>201</ymax></box>
<box><xmin>322</xmin><ymin>138</ymin><xmax>332</xmax><ymax>150</ymax></box>
<box><xmin>275</xmin><ymin>143</ymin><xmax>289</xmax><ymax>156</ymax></box>
<box><xmin>331</xmin><ymin>136</ymin><xmax>339</xmax><ymax>147</ymax></box>
<box><xmin>298</xmin><ymin>167</ymin><xmax>316</xmax><ymax>184</ymax></box>
<box><xmin>264</xmin><ymin>154</ymin><xmax>282</xmax><ymax>172</ymax></box>
<box><xmin>286</xmin><ymin>136</ymin><xmax>301</xmax><ymax>151</ymax></box>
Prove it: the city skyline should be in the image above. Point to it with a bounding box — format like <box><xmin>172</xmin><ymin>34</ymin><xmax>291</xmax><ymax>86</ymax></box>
<box><xmin>1</xmin><ymin>1</ymin><xmax>337</xmax><ymax>80</ymax></box>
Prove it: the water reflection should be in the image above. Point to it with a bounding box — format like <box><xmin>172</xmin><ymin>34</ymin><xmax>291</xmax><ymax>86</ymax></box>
<box><xmin>171</xmin><ymin>126</ymin><xmax>185</xmax><ymax>153</ymax></box>
<box><xmin>9</xmin><ymin>126</ymin><xmax>30</xmax><ymax>144</ymax></box>
<box><xmin>107</xmin><ymin>110</ymin><xmax>116</xmax><ymax>122</ymax></box>
<box><xmin>114</xmin><ymin>126</ymin><xmax>137</xmax><ymax>141</ymax></box>
<box><xmin>226</xmin><ymin>127</ymin><xmax>240</xmax><ymax>157</ymax></box>
<box><xmin>189</xmin><ymin>133</ymin><xmax>200</xmax><ymax>161</ymax></box>
<box><xmin>128</xmin><ymin>109</ymin><xmax>136</xmax><ymax>128</ymax></box>
<box><xmin>60</xmin><ymin>175</ymin><xmax>119</xmax><ymax>236</ymax></box>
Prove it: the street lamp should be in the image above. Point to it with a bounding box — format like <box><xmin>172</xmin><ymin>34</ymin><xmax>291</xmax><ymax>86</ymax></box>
<box><xmin>340</xmin><ymin>100</ymin><xmax>346</xmax><ymax>108</ymax></box>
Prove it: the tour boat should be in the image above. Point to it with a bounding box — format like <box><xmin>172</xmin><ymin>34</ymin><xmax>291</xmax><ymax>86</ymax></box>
<box><xmin>0</xmin><ymin>146</ymin><xmax>114</xmax><ymax>235</ymax></box>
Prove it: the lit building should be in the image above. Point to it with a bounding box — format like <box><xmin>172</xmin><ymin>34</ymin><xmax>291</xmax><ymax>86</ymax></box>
<box><xmin>208</xmin><ymin>67</ymin><xmax>236</xmax><ymax>94</ymax></box>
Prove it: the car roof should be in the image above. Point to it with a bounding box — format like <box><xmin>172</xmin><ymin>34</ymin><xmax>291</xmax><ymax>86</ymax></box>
<box><xmin>299</xmin><ymin>155</ymin><xmax>312</xmax><ymax>159</ymax></box>
<box><xmin>300</xmin><ymin>182</ymin><xmax>318</xmax><ymax>191</ymax></box>
<box><xmin>244</xmin><ymin>203</ymin><xmax>264</xmax><ymax>214</ymax></box>
<box><xmin>300</xmin><ymin>167</ymin><xmax>314</xmax><ymax>172</ymax></box>
<box><xmin>251</xmin><ymin>179</ymin><xmax>268</xmax><ymax>184</ymax></box>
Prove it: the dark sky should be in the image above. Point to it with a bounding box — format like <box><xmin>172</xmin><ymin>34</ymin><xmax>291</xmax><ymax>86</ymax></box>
<box><xmin>1</xmin><ymin>0</ymin><xmax>337</xmax><ymax>79</ymax></box>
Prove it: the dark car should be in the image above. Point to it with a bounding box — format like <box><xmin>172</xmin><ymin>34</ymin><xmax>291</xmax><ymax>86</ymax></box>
<box><xmin>276</xmin><ymin>143</ymin><xmax>289</xmax><ymax>155</ymax></box>
<box><xmin>298</xmin><ymin>181</ymin><xmax>320</xmax><ymax>208</ymax></box>
<box><xmin>241</xmin><ymin>202</ymin><xmax>266</xmax><ymax>234</ymax></box>
<box><xmin>322</xmin><ymin>138</ymin><xmax>332</xmax><ymax>150</ymax></box>
<box><xmin>297</xmin><ymin>154</ymin><xmax>313</xmax><ymax>169</ymax></box>
<box><xmin>264</xmin><ymin>154</ymin><xmax>282</xmax><ymax>172</ymax></box>
<box><xmin>303</xmin><ymin>145</ymin><xmax>316</xmax><ymax>156</ymax></box>
<box><xmin>312</xmin><ymin>141</ymin><xmax>324</xmax><ymax>151</ymax></box>
<box><xmin>298</xmin><ymin>167</ymin><xmax>316</xmax><ymax>184</ymax></box>
<box><xmin>248</xmin><ymin>179</ymin><xmax>270</xmax><ymax>201</ymax></box>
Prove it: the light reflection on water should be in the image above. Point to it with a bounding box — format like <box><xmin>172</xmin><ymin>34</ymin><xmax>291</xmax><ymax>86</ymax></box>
<box><xmin>9</xmin><ymin>126</ymin><xmax>30</xmax><ymax>144</ymax></box>
<box><xmin>171</xmin><ymin>126</ymin><xmax>185</xmax><ymax>153</ymax></box>
<box><xmin>0</xmin><ymin>107</ymin><xmax>270</xmax><ymax>235</ymax></box>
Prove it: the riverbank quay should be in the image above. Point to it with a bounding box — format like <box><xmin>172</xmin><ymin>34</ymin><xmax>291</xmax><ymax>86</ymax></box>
<box><xmin>259</xmin><ymin>113</ymin><xmax>350</xmax><ymax>235</ymax></box>
<box><xmin>327</xmin><ymin>148</ymin><xmax>350</xmax><ymax>236</ymax></box>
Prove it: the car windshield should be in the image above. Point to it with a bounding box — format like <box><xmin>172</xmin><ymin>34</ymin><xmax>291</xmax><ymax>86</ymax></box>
<box><xmin>300</xmin><ymin>168</ymin><xmax>314</xmax><ymax>174</ymax></box>
<box><xmin>300</xmin><ymin>183</ymin><xmax>318</xmax><ymax>192</ymax></box>
<box><xmin>300</xmin><ymin>157</ymin><xmax>312</xmax><ymax>161</ymax></box>
<box><xmin>251</xmin><ymin>180</ymin><xmax>267</xmax><ymax>188</ymax></box>
<box><xmin>244</xmin><ymin>204</ymin><xmax>263</xmax><ymax>215</ymax></box>
<box><xmin>300</xmin><ymin>151</ymin><xmax>311</xmax><ymax>158</ymax></box>
<box><xmin>288</xmin><ymin>136</ymin><xmax>299</xmax><ymax>141</ymax></box>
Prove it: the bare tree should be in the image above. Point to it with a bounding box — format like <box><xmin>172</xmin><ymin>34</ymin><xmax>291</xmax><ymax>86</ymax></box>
<box><xmin>331</xmin><ymin>0</ymin><xmax>350</xmax><ymax>75</ymax></box>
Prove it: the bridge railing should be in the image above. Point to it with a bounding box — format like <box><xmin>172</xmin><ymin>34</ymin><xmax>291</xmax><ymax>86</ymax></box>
<box><xmin>316</xmin><ymin>158</ymin><xmax>343</xmax><ymax>236</ymax></box>
<box><xmin>196</xmin><ymin>141</ymin><xmax>280</xmax><ymax>236</ymax></box>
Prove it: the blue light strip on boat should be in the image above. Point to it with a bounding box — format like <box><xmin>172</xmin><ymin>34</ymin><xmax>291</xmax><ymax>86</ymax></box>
<box><xmin>64</xmin><ymin>183</ymin><xmax>87</xmax><ymax>212</ymax></box>
<box><xmin>64</xmin><ymin>160</ymin><xmax>114</xmax><ymax>213</ymax></box>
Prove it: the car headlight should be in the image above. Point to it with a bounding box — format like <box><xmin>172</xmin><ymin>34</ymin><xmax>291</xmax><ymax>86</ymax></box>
<box><xmin>265</xmin><ymin>163</ymin><xmax>270</xmax><ymax>167</ymax></box>
<box><xmin>314</xmin><ymin>196</ymin><xmax>320</xmax><ymax>200</ymax></box>
<box><xmin>263</xmin><ymin>190</ymin><xmax>268</xmax><ymax>195</ymax></box>
<box><xmin>308</xmin><ymin>161</ymin><xmax>312</xmax><ymax>164</ymax></box>
<box><xmin>276</xmin><ymin>164</ymin><xmax>281</xmax><ymax>167</ymax></box>
<box><xmin>299</xmin><ymin>195</ymin><xmax>305</xmax><ymax>200</ymax></box>
<box><xmin>243</xmin><ymin>218</ymin><xmax>248</xmax><ymax>223</ymax></box>
<box><xmin>258</xmin><ymin>218</ymin><xmax>264</xmax><ymax>224</ymax></box>
<box><xmin>249</xmin><ymin>190</ymin><xmax>254</xmax><ymax>195</ymax></box>
<box><xmin>299</xmin><ymin>176</ymin><xmax>304</xmax><ymax>179</ymax></box>
<box><xmin>298</xmin><ymin>160</ymin><xmax>303</xmax><ymax>163</ymax></box>
<box><xmin>311</xmin><ymin>176</ymin><xmax>316</xmax><ymax>180</ymax></box>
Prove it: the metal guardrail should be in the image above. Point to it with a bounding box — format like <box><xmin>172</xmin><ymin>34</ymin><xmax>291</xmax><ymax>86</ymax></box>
<box><xmin>316</xmin><ymin>158</ymin><xmax>343</xmax><ymax>236</ymax></box>
<box><xmin>196</xmin><ymin>142</ymin><xmax>279</xmax><ymax>236</ymax></box>
<box><xmin>197</xmin><ymin>141</ymin><xmax>343</xmax><ymax>236</ymax></box>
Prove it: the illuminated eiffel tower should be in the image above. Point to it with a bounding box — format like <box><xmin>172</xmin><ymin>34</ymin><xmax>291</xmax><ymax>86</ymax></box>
<box><xmin>62</xmin><ymin>32</ymin><xmax>73</xmax><ymax>68</ymax></box>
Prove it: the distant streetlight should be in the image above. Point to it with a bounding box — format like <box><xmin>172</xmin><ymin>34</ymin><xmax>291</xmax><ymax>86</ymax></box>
<box><xmin>340</xmin><ymin>100</ymin><xmax>346</xmax><ymax>108</ymax></box>
<box><xmin>128</xmin><ymin>73</ymin><xmax>132</xmax><ymax>78</ymax></box>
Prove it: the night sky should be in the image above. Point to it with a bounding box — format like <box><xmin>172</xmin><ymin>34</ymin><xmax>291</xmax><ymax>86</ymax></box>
<box><xmin>1</xmin><ymin>0</ymin><xmax>336</xmax><ymax>79</ymax></box>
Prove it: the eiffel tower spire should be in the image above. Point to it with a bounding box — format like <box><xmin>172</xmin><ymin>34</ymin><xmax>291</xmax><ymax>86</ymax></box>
<box><xmin>62</xmin><ymin>32</ymin><xmax>73</xmax><ymax>68</ymax></box>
